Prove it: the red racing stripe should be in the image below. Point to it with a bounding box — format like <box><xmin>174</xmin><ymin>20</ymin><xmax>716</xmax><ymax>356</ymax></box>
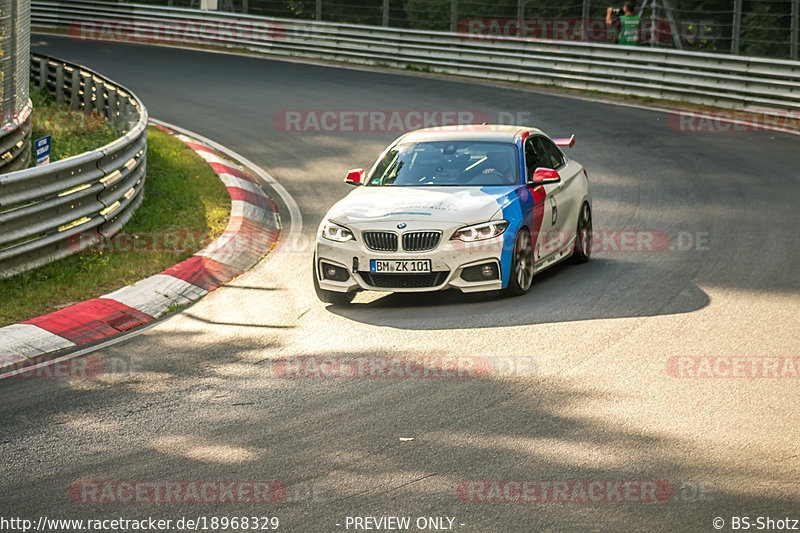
<box><xmin>529</xmin><ymin>185</ymin><xmax>547</xmax><ymax>249</ymax></box>
<box><xmin>208</xmin><ymin>162</ymin><xmax>255</xmax><ymax>182</ymax></box>
<box><xmin>152</xmin><ymin>124</ymin><xmax>175</xmax><ymax>134</ymax></box>
<box><xmin>160</xmin><ymin>255</ymin><xmax>243</xmax><ymax>291</ymax></box>
<box><xmin>184</xmin><ymin>141</ymin><xmax>217</xmax><ymax>154</ymax></box>
<box><xmin>23</xmin><ymin>299</ymin><xmax>153</xmax><ymax>345</ymax></box>
<box><xmin>227</xmin><ymin>187</ymin><xmax>272</xmax><ymax>209</ymax></box>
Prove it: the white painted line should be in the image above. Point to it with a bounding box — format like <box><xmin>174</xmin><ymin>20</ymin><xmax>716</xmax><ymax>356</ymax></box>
<box><xmin>218</xmin><ymin>174</ymin><xmax>266</xmax><ymax>196</ymax></box>
<box><xmin>0</xmin><ymin>320</ymin><xmax>162</xmax><ymax>381</ymax></box>
<box><xmin>103</xmin><ymin>274</ymin><xmax>208</xmax><ymax>318</ymax></box>
<box><xmin>194</xmin><ymin>149</ymin><xmax>245</xmax><ymax>169</ymax></box>
<box><xmin>0</xmin><ymin>324</ymin><xmax>75</xmax><ymax>360</ymax></box>
<box><xmin>230</xmin><ymin>199</ymin><xmax>280</xmax><ymax>227</ymax></box>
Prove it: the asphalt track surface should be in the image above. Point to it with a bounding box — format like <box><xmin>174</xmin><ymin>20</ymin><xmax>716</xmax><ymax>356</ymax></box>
<box><xmin>1</xmin><ymin>35</ymin><xmax>798</xmax><ymax>532</ymax></box>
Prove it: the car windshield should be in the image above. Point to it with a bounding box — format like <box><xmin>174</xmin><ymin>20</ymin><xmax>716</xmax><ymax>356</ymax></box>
<box><xmin>366</xmin><ymin>141</ymin><xmax>520</xmax><ymax>187</ymax></box>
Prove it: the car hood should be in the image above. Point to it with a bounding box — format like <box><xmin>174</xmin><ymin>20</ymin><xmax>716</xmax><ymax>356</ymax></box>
<box><xmin>326</xmin><ymin>186</ymin><xmax>520</xmax><ymax>226</ymax></box>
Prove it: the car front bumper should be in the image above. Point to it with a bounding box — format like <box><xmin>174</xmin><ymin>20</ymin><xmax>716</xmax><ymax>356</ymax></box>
<box><xmin>315</xmin><ymin>233</ymin><xmax>508</xmax><ymax>294</ymax></box>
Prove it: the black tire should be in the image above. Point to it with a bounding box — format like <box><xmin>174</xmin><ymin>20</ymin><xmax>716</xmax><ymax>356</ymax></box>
<box><xmin>505</xmin><ymin>229</ymin><xmax>534</xmax><ymax>296</ymax></box>
<box><xmin>313</xmin><ymin>255</ymin><xmax>355</xmax><ymax>305</ymax></box>
<box><xmin>572</xmin><ymin>202</ymin><xmax>592</xmax><ymax>264</ymax></box>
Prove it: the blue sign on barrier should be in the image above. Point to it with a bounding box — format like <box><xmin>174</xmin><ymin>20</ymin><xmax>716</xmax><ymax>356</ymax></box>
<box><xmin>35</xmin><ymin>136</ymin><xmax>51</xmax><ymax>166</ymax></box>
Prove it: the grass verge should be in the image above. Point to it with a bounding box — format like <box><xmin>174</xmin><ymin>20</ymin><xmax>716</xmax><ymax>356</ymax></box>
<box><xmin>0</xmin><ymin>125</ymin><xmax>230</xmax><ymax>326</ymax></box>
<box><xmin>28</xmin><ymin>83</ymin><xmax>120</xmax><ymax>163</ymax></box>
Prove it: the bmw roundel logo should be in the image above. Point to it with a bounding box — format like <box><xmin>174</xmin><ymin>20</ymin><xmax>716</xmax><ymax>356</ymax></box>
<box><xmin>397</xmin><ymin>223</ymin><xmax>407</xmax><ymax>229</ymax></box>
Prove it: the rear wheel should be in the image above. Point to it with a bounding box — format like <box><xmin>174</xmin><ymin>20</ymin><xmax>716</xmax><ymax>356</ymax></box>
<box><xmin>505</xmin><ymin>229</ymin><xmax>534</xmax><ymax>296</ymax></box>
<box><xmin>572</xmin><ymin>202</ymin><xmax>592</xmax><ymax>264</ymax></box>
<box><xmin>313</xmin><ymin>254</ymin><xmax>355</xmax><ymax>305</ymax></box>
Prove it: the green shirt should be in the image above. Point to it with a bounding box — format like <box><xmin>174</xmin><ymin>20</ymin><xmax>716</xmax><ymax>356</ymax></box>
<box><xmin>619</xmin><ymin>15</ymin><xmax>640</xmax><ymax>45</ymax></box>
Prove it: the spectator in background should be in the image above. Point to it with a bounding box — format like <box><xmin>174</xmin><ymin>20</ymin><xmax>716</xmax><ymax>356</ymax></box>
<box><xmin>606</xmin><ymin>2</ymin><xmax>640</xmax><ymax>45</ymax></box>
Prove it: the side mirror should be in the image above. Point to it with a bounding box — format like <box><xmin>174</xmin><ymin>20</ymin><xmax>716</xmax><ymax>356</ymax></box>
<box><xmin>529</xmin><ymin>167</ymin><xmax>561</xmax><ymax>186</ymax></box>
<box><xmin>344</xmin><ymin>168</ymin><xmax>365</xmax><ymax>186</ymax></box>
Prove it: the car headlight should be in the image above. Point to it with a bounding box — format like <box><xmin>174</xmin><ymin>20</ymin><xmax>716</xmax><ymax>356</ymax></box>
<box><xmin>451</xmin><ymin>220</ymin><xmax>509</xmax><ymax>242</ymax></box>
<box><xmin>320</xmin><ymin>221</ymin><xmax>354</xmax><ymax>243</ymax></box>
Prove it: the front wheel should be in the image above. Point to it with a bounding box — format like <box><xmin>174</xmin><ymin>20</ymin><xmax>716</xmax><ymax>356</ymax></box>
<box><xmin>572</xmin><ymin>202</ymin><xmax>592</xmax><ymax>264</ymax></box>
<box><xmin>313</xmin><ymin>255</ymin><xmax>355</xmax><ymax>305</ymax></box>
<box><xmin>505</xmin><ymin>229</ymin><xmax>534</xmax><ymax>296</ymax></box>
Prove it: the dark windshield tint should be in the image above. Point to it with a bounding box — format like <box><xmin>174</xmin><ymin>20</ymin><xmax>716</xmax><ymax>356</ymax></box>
<box><xmin>367</xmin><ymin>141</ymin><xmax>520</xmax><ymax>187</ymax></box>
<box><xmin>538</xmin><ymin>137</ymin><xmax>566</xmax><ymax>169</ymax></box>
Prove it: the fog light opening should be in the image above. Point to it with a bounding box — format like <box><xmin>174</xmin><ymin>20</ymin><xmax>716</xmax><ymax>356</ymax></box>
<box><xmin>460</xmin><ymin>262</ymin><xmax>500</xmax><ymax>282</ymax></box>
<box><xmin>320</xmin><ymin>262</ymin><xmax>350</xmax><ymax>282</ymax></box>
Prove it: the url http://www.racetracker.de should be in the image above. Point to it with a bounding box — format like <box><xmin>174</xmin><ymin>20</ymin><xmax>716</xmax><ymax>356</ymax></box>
<box><xmin>0</xmin><ymin>516</ymin><xmax>281</xmax><ymax>532</ymax></box>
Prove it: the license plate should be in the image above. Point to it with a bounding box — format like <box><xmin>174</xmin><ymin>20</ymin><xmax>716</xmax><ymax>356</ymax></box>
<box><xmin>369</xmin><ymin>259</ymin><xmax>432</xmax><ymax>273</ymax></box>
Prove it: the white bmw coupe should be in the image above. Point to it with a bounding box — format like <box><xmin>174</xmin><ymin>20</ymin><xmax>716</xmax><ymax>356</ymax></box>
<box><xmin>313</xmin><ymin>125</ymin><xmax>592</xmax><ymax>304</ymax></box>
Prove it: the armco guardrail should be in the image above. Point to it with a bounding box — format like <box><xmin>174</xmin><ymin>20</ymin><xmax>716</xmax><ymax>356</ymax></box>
<box><xmin>31</xmin><ymin>0</ymin><xmax>800</xmax><ymax>113</ymax></box>
<box><xmin>0</xmin><ymin>53</ymin><xmax>147</xmax><ymax>279</ymax></box>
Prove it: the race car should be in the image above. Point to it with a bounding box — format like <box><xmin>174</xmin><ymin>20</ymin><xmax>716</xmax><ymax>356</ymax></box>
<box><xmin>313</xmin><ymin>124</ymin><xmax>592</xmax><ymax>304</ymax></box>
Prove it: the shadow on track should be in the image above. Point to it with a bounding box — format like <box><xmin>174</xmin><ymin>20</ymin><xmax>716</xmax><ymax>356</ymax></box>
<box><xmin>1</xmin><ymin>337</ymin><xmax>795</xmax><ymax>531</ymax></box>
<box><xmin>326</xmin><ymin>258</ymin><xmax>710</xmax><ymax>329</ymax></box>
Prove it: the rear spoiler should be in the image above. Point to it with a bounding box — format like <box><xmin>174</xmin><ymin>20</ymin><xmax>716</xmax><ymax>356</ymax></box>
<box><xmin>552</xmin><ymin>135</ymin><xmax>575</xmax><ymax>148</ymax></box>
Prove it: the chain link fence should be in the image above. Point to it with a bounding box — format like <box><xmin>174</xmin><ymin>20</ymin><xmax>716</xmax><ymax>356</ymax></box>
<box><xmin>121</xmin><ymin>0</ymin><xmax>799</xmax><ymax>59</ymax></box>
<box><xmin>1</xmin><ymin>0</ymin><xmax>30</xmax><ymax>118</ymax></box>
<box><xmin>1</xmin><ymin>0</ymin><xmax>31</xmax><ymax>171</ymax></box>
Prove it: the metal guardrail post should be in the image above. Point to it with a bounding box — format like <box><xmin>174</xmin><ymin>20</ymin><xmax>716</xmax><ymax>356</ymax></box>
<box><xmin>650</xmin><ymin>0</ymin><xmax>657</xmax><ymax>47</ymax></box>
<box><xmin>582</xmin><ymin>0</ymin><xmax>591</xmax><ymax>42</ymax></box>
<box><xmin>315</xmin><ymin>0</ymin><xmax>321</xmax><ymax>22</ymax></box>
<box><xmin>38</xmin><ymin>57</ymin><xmax>47</xmax><ymax>89</ymax></box>
<box><xmin>69</xmin><ymin>68</ymin><xmax>80</xmax><ymax>110</ymax></box>
<box><xmin>81</xmin><ymin>73</ymin><xmax>92</xmax><ymax>110</ymax></box>
<box><xmin>450</xmin><ymin>0</ymin><xmax>458</xmax><ymax>33</ymax></box>
<box><xmin>517</xmin><ymin>0</ymin><xmax>525</xmax><ymax>21</ymax></box>
<box><xmin>107</xmin><ymin>85</ymin><xmax>118</xmax><ymax>128</ymax></box>
<box><xmin>732</xmin><ymin>0</ymin><xmax>742</xmax><ymax>55</ymax></box>
<box><xmin>119</xmin><ymin>97</ymin><xmax>129</xmax><ymax>128</ymax></box>
<box><xmin>792</xmin><ymin>0</ymin><xmax>799</xmax><ymax>60</ymax></box>
<box><xmin>55</xmin><ymin>63</ymin><xmax>64</xmax><ymax>105</ymax></box>
<box><xmin>382</xmin><ymin>0</ymin><xmax>389</xmax><ymax>27</ymax></box>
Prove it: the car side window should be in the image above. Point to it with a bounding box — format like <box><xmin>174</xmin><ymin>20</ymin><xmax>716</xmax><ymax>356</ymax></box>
<box><xmin>524</xmin><ymin>137</ymin><xmax>548</xmax><ymax>180</ymax></box>
<box><xmin>537</xmin><ymin>137</ymin><xmax>566</xmax><ymax>169</ymax></box>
